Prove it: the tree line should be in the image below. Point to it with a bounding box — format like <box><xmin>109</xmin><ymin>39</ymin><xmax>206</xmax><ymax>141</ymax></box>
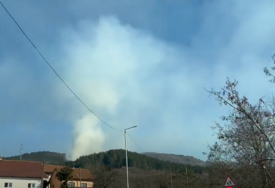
<box><xmin>63</xmin><ymin>149</ymin><xmax>205</xmax><ymax>174</ymax></box>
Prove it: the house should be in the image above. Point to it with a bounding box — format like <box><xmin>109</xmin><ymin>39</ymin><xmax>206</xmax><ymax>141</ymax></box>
<box><xmin>68</xmin><ymin>168</ymin><xmax>94</xmax><ymax>188</ymax></box>
<box><xmin>43</xmin><ymin>165</ymin><xmax>93</xmax><ymax>188</ymax></box>
<box><xmin>0</xmin><ymin>159</ymin><xmax>93</xmax><ymax>188</ymax></box>
<box><xmin>0</xmin><ymin>159</ymin><xmax>48</xmax><ymax>188</ymax></box>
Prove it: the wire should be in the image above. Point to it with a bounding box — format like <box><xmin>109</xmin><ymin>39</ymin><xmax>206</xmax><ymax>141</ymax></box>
<box><xmin>127</xmin><ymin>133</ymin><xmax>143</xmax><ymax>151</ymax></box>
<box><xmin>0</xmin><ymin>1</ymin><xmax>120</xmax><ymax>132</ymax></box>
<box><xmin>1</xmin><ymin>1</ymin><xmax>146</xmax><ymax>155</ymax></box>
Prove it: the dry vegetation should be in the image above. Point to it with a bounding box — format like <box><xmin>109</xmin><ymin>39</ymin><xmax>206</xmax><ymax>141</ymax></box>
<box><xmin>89</xmin><ymin>166</ymin><xmax>204</xmax><ymax>188</ymax></box>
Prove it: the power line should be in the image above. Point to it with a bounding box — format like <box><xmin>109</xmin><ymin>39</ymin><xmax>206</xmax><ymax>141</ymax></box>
<box><xmin>0</xmin><ymin>1</ymin><xmax>120</xmax><ymax>132</ymax></box>
<box><xmin>127</xmin><ymin>133</ymin><xmax>143</xmax><ymax>151</ymax></box>
<box><xmin>1</xmin><ymin>2</ymin><xmax>145</xmax><ymax>156</ymax></box>
<box><xmin>1</xmin><ymin>1</ymin><xmax>143</xmax><ymax>151</ymax></box>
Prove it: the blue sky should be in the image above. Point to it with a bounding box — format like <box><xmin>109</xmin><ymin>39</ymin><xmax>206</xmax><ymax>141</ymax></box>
<box><xmin>0</xmin><ymin>0</ymin><xmax>275</xmax><ymax>161</ymax></box>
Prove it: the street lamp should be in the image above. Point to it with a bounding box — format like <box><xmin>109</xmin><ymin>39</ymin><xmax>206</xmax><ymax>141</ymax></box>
<box><xmin>124</xmin><ymin>125</ymin><xmax>137</xmax><ymax>188</ymax></box>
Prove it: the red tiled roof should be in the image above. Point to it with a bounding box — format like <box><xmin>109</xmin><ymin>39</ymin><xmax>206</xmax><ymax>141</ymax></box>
<box><xmin>44</xmin><ymin>164</ymin><xmax>64</xmax><ymax>173</ymax></box>
<box><xmin>44</xmin><ymin>165</ymin><xmax>93</xmax><ymax>181</ymax></box>
<box><xmin>72</xmin><ymin>168</ymin><xmax>93</xmax><ymax>181</ymax></box>
<box><xmin>0</xmin><ymin>160</ymin><xmax>47</xmax><ymax>178</ymax></box>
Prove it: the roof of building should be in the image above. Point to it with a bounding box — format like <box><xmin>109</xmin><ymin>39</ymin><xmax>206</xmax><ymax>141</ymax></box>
<box><xmin>43</xmin><ymin>164</ymin><xmax>64</xmax><ymax>173</ymax></box>
<box><xmin>0</xmin><ymin>160</ymin><xmax>47</xmax><ymax>178</ymax></box>
<box><xmin>44</xmin><ymin>164</ymin><xmax>93</xmax><ymax>181</ymax></box>
<box><xmin>72</xmin><ymin>168</ymin><xmax>93</xmax><ymax>181</ymax></box>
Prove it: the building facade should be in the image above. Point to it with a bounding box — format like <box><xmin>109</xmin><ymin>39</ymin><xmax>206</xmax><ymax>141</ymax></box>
<box><xmin>0</xmin><ymin>159</ymin><xmax>46</xmax><ymax>188</ymax></box>
<box><xmin>44</xmin><ymin>165</ymin><xmax>93</xmax><ymax>188</ymax></box>
<box><xmin>0</xmin><ymin>177</ymin><xmax>42</xmax><ymax>188</ymax></box>
<box><xmin>0</xmin><ymin>160</ymin><xmax>93</xmax><ymax>188</ymax></box>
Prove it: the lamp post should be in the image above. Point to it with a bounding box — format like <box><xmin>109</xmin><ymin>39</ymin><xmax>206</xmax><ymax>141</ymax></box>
<box><xmin>124</xmin><ymin>126</ymin><xmax>137</xmax><ymax>188</ymax></box>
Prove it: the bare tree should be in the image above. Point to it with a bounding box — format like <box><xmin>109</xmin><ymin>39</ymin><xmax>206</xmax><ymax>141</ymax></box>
<box><xmin>176</xmin><ymin>167</ymin><xmax>202</xmax><ymax>188</ymax></box>
<box><xmin>86</xmin><ymin>163</ymin><xmax>117</xmax><ymax>188</ymax></box>
<box><xmin>264</xmin><ymin>54</ymin><xmax>275</xmax><ymax>83</ymax></box>
<box><xmin>137</xmin><ymin>176</ymin><xmax>153</xmax><ymax>188</ymax></box>
<box><xmin>154</xmin><ymin>172</ymin><xmax>171</xmax><ymax>188</ymax></box>
<box><xmin>206</xmin><ymin>78</ymin><xmax>275</xmax><ymax>188</ymax></box>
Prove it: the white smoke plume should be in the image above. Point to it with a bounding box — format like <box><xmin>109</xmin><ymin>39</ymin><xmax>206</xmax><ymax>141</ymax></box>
<box><xmin>71</xmin><ymin>114</ymin><xmax>105</xmax><ymax>160</ymax></box>
<box><xmin>2</xmin><ymin>1</ymin><xmax>275</xmax><ymax>160</ymax></box>
<box><xmin>56</xmin><ymin>6</ymin><xmax>275</xmax><ymax>160</ymax></box>
<box><xmin>57</xmin><ymin>16</ymin><xmax>193</xmax><ymax>160</ymax></box>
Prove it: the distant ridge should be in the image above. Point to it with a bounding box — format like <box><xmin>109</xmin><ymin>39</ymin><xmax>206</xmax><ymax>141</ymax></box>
<box><xmin>143</xmin><ymin>152</ymin><xmax>206</xmax><ymax>166</ymax></box>
<box><xmin>3</xmin><ymin>150</ymin><xmax>206</xmax><ymax>167</ymax></box>
<box><xmin>4</xmin><ymin>151</ymin><xmax>66</xmax><ymax>164</ymax></box>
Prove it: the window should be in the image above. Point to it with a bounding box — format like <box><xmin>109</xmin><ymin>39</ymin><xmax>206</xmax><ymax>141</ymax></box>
<box><xmin>80</xmin><ymin>183</ymin><xmax>87</xmax><ymax>187</ymax></box>
<box><xmin>4</xmin><ymin>183</ymin><xmax>12</xmax><ymax>187</ymax></box>
<box><xmin>68</xmin><ymin>182</ymin><xmax>75</xmax><ymax>187</ymax></box>
<box><xmin>28</xmin><ymin>183</ymin><xmax>35</xmax><ymax>188</ymax></box>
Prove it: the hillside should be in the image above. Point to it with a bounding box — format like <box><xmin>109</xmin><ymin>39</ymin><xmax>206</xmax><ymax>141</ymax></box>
<box><xmin>88</xmin><ymin>166</ymin><xmax>206</xmax><ymax>188</ymax></box>
<box><xmin>3</xmin><ymin>150</ymin><xmax>206</xmax><ymax>174</ymax></box>
<box><xmin>143</xmin><ymin>152</ymin><xmax>206</xmax><ymax>166</ymax></box>
<box><xmin>109</xmin><ymin>167</ymin><xmax>186</xmax><ymax>188</ymax></box>
<box><xmin>65</xmin><ymin>149</ymin><xmax>206</xmax><ymax>174</ymax></box>
<box><xmin>4</xmin><ymin>151</ymin><xmax>66</xmax><ymax>165</ymax></box>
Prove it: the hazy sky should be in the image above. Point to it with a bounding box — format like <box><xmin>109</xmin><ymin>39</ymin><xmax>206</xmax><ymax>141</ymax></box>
<box><xmin>1</xmin><ymin>0</ymin><xmax>275</xmax><ymax>160</ymax></box>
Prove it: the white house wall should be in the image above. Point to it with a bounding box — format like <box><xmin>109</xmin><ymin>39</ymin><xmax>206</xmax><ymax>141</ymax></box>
<box><xmin>0</xmin><ymin>177</ymin><xmax>42</xmax><ymax>188</ymax></box>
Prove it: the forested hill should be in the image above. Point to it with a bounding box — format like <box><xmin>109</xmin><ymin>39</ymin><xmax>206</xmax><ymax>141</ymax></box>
<box><xmin>143</xmin><ymin>152</ymin><xmax>206</xmax><ymax>166</ymax></box>
<box><xmin>65</xmin><ymin>149</ymin><xmax>205</xmax><ymax>174</ymax></box>
<box><xmin>4</xmin><ymin>151</ymin><xmax>66</xmax><ymax>164</ymax></box>
<box><xmin>3</xmin><ymin>150</ymin><xmax>206</xmax><ymax>174</ymax></box>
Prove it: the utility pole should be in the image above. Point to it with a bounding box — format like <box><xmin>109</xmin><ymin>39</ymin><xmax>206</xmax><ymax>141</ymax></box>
<box><xmin>124</xmin><ymin>126</ymin><xmax>137</xmax><ymax>188</ymax></box>
<box><xmin>41</xmin><ymin>162</ymin><xmax>45</xmax><ymax>188</ymax></box>
<box><xmin>186</xmin><ymin>167</ymin><xmax>189</xmax><ymax>188</ymax></box>
<box><xmin>20</xmin><ymin>144</ymin><xmax>23</xmax><ymax>161</ymax></box>
<box><xmin>79</xmin><ymin>167</ymin><xmax>82</xmax><ymax>187</ymax></box>
<box><xmin>169</xmin><ymin>170</ymin><xmax>173</xmax><ymax>188</ymax></box>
